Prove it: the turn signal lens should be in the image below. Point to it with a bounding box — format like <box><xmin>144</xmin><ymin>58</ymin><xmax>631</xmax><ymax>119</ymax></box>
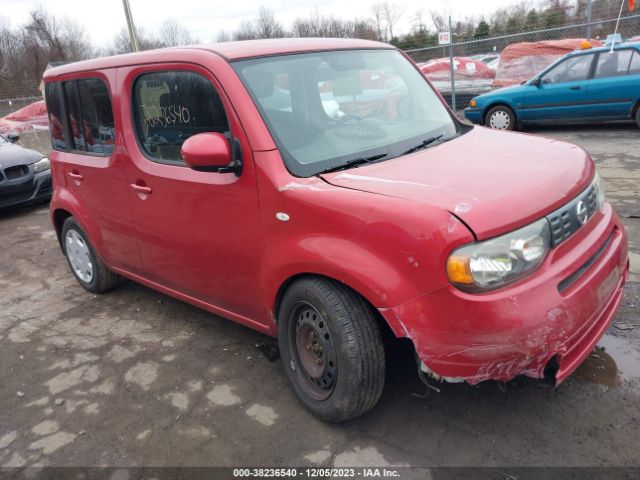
<box><xmin>469</xmin><ymin>99</ymin><xmax>477</xmax><ymax>108</ymax></box>
<box><xmin>447</xmin><ymin>255</ymin><xmax>473</xmax><ymax>284</ymax></box>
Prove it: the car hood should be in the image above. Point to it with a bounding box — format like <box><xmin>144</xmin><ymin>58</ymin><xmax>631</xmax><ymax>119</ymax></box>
<box><xmin>477</xmin><ymin>84</ymin><xmax>526</xmax><ymax>100</ymax></box>
<box><xmin>0</xmin><ymin>143</ymin><xmax>43</xmax><ymax>167</ymax></box>
<box><xmin>320</xmin><ymin>127</ymin><xmax>594</xmax><ymax>240</ymax></box>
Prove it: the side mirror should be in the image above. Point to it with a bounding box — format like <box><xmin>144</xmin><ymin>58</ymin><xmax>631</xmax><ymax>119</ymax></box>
<box><xmin>7</xmin><ymin>133</ymin><xmax>19</xmax><ymax>143</ymax></box>
<box><xmin>181</xmin><ymin>132</ymin><xmax>242</xmax><ymax>176</ymax></box>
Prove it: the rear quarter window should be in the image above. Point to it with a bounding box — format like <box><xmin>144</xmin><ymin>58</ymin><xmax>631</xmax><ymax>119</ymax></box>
<box><xmin>47</xmin><ymin>77</ymin><xmax>115</xmax><ymax>156</ymax></box>
<box><xmin>132</xmin><ymin>71</ymin><xmax>229</xmax><ymax>166</ymax></box>
<box><xmin>629</xmin><ymin>50</ymin><xmax>640</xmax><ymax>75</ymax></box>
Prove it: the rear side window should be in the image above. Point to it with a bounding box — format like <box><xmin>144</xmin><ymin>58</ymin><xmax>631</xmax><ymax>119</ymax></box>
<box><xmin>44</xmin><ymin>82</ymin><xmax>68</xmax><ymax>151</ymax></box>
<box><xmin>132</xmin><ymin>71</ymin><xmax>229</xmax><ymax>165</ymax></box>
<box><xmin>77</xmin><ymin>79</ymin><xmax>115</xmax><ymax>154</ymax></box>
<box><xmin>594</xmin><ymin>50</ymin><xmax>633</xmax><ymax>79</ymax></box>
<box><xmin>629</xmin><ymin>51</ymin><xmax>640</xmax><ymax>75</ymax></box>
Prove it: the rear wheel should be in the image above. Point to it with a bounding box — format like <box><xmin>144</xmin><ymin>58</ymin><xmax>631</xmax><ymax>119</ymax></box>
<box><xmin>277</xmin><ymin>277</ymin><xmax>385</xmax><ymax>422</ymax></box>
<box><xmin>635</xmin><ymin>106</ymin><xmax>640</xmax><ymax>129</ymax></box>
<box><xmin>61</xmin><ymin>217</ymin><xmax>119</xmax><ymax>293</ymax></box>
<box><xmin>485</xmin><ymin>105</ymin><xmax>517</xmax><ymax>130</ymax></box>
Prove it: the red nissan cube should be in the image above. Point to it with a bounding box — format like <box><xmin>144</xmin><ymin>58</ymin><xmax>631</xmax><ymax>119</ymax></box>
<box><xmin>43</xmin><ymin>38</ymin><xmax>629</xmax><ymax>422</ymax></box>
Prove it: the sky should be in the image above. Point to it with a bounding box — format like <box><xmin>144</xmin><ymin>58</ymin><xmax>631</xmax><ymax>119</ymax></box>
<box><xmin>0</xmin><ymin>0</ymin><xmax>522</xmax><ymax>46</ymax></box>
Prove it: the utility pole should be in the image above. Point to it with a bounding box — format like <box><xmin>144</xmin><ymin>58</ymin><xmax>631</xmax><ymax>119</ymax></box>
<box><xmin>122</xmin><ymin>0</ymin><xmax>140</xmax><ymax>52</ymax></box>
<box><xmin>448</xmin><ymin>15</ymin><xmax>456</xmax><ymax>111</ymax></box>
<box><xmin>586</xmin><ymin>0</ymin><xmax>592</xmax><ymax>40</ymax></box>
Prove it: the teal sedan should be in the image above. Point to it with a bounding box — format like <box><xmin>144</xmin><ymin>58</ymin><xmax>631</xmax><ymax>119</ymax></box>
<box><xmin>464</xmin><ymin>41</ymin><xmax>640</xmax><ymax>130</ymax></box>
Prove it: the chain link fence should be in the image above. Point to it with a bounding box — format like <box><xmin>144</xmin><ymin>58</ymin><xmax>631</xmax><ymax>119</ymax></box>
<box><xmin>0</xmin><ymin>96</ymin><xmax>42</xmax><ymax>118</ymax></box>
<box><xmin>405</xmin><ymin>14</ymin><xmax>640</xmax><ymax>111</ymax></box>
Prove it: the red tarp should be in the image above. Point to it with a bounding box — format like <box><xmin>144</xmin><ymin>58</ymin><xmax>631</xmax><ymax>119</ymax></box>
<box><xmin>418</xmin><ymin>57</ymin><xmax>496</xmax><ymax>81</ymax></box>
<box><xmin>0</xmin><ymin>100</ymin><xmax>49</xmax><ymax>134</ymax></box>
<box><xmin>493</xmin><ymin>38</ymin><xmax>603</xmax><ymax>87</ymax></box>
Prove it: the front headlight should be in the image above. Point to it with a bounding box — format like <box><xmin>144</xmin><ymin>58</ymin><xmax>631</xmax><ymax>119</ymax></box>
<box><xmin>594</xmin><ymin>171</ymin><xmax>605</xmax><ymax>211</ymax></box>
<box><xmin>33</xmin><ymin>157</ymin><xmax>50</xmax><ymax>173</ymax></box>
<box><xmin>447</xmin><ymin>218</ymin><xmax>551</xmax><ymax>292</ymax></box>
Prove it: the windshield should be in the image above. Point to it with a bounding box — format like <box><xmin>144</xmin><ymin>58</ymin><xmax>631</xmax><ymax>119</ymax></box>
<box><xmin>233</xmin><ymin>49</ymin><xmax>458</xmax><ymax>176</ymax></box>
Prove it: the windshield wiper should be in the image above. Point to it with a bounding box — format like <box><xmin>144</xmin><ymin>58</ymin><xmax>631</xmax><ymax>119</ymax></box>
<box><xmin>318</xmin><ymin>153</ymin><xmax>388</xmax><ymax>174</ymax></box>
<box><xmin>402</xmin><ymin>134</ymin><xmax>445</xmax><ymax>155</ymax></box>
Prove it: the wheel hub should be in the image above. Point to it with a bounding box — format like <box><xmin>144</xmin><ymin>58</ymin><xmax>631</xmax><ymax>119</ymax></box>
<box><xmin>65</xmin><ymin>229</ymin><xmax>93</xmax><ymax>283</ymax></box>
<box><xmin>292</xmin><ymin>304</ymin><xmax>337</xmax><ymax>398</ymax></box>
<box><xmin>489</xmin><ymin>110</ymin><xmax>510</xmax><ymax>130</ymax></box>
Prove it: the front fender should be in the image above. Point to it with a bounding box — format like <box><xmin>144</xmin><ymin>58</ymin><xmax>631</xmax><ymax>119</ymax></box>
<box><xmin>254</xmin><ymin>151</ymin><xmax>475</xmax><ymax>335</ymax></box>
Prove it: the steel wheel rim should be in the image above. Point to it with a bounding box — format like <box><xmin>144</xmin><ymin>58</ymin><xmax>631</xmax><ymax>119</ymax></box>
<box><xmin>489</xmin><ymin>110</ymin><xmax>510</xmax><ymax>129</ymax></box>
<box><xmin>65</xmin><ymin>229</ymin><xmax>93</xmax><ymax>283</ymax></box>
<box><xmin>290</xmin><ymin>302</ymin><xmax>337</xmax><ymax>400</ymax></box>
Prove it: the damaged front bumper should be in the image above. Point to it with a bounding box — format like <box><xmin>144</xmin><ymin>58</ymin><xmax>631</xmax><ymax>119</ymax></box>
<box><xmin>380</xmin><ymin>203</ymin><xmax>629</xmax><ymax>385</ymax></box>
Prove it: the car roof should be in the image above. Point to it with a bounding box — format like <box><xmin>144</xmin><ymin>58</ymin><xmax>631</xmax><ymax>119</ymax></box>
<box><xmin>568</xmin><ymin>41</ymin><xmax>640</xmax><ymax>56</ymax></box>
<box><xmin>43</xmin><ymin>38</ymin><xmax>391</xmax><ymax>78</ymax></box>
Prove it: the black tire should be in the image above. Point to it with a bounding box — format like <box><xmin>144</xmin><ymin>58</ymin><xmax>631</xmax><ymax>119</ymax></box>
<box><xmin>61</xmin><ymin>217</ymin><xmax>119</xmax><ymax>293</ymax></box>
<box><xmin>635</xmin><ymin>106</ymin><xmax>640</xmax><ymax>129</ymax></box>
<box><xmin>277</xmin><ymin>277</ymin><xmax>385</xmax><ymax>422</ymax></box>
<box><xmin>485</xmin><ymin>105</ymin><xmax>517</xmax><ymax>131</ymax></box>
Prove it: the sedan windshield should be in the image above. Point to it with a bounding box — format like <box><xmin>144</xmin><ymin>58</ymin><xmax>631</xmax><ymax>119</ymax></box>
<box><xmin>233</xmin><ymin>49</ymin><xmax>458</xmax><ymax>176</ymax></box>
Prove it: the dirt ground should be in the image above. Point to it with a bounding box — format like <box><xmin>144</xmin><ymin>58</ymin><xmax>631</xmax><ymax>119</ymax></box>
<box><xmin>0</xmin><ymin>125</ymin><xmax>639</xmax><ymax>469</ymax></box>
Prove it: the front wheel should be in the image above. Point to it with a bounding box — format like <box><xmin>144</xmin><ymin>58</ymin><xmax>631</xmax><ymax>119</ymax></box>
<box><xmin>635</xmin><ymin>107</ymin><xmax>640</xmax><ymax>129</ymax></box>
<box><xmin>485</xmin><ymin>105</ymin><xmax>517</xmax><ymax>130</ymax></box>
<box><xmin>278</xmin><ymin>277</ymin><xmax>385</xmax><ymax>422</ymax></box>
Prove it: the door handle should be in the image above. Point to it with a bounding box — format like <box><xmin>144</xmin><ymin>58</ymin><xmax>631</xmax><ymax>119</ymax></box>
<box><xmin>68</xmin><ymin>172</ymin><xmax>83</xmax><ymax>181</ymax></box>
<box><xmin>569</xmin><ymin>86</ymin><xmax>581</xmax><ymax>90</ymax></box>
<box><xmin>130</xmin><ymin>183</ymin><xmax>152</xmax><ymax>194</ymax></box>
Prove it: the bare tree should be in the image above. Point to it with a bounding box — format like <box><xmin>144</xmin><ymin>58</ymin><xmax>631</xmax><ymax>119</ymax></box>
<box><xmin>430</xmin><ymin>11</ymin><xmax>446</xmax><ymax>32</ymax></box>
<box><xmin>233</xmin><ymin>20</ymin><xmax>258</xmax><ymax>41</ymax></box>
<box><xmin>371</xmin><ymin>3</ymin><xmax>385</xmax><ymax>41</ymax></box>
<box><xmin>231</xmin><ymin>7</ymin><xmax>285</xmax><ymax>40</ymax></box>
<box><xmin>158</xmin><ymin>19</ymin><xmax>197</xmax><ymax>47</ymax></box>
<box><xmin>216</xmin><ymin>30</ymin><xmax>231</xmax><ymax>43</ymax></box>
<box><xmin>0</xmin><ymin>7</ymin><xmax>92</xmax><ymax>96</ymax></box>
<box><xmin>254</xmin><ymin>7</ymin><xmax>286</xmax><ymax>39</ymax></box>
<box><xmin>381</xmin><ymin>2</ymin><xmax>403</xmax><ymax>40</ymax></box>
<box><xmin>109</xmin><ymin>26</ymin><xmax>163</xmax><ymax>54</ymax></box>
<box><xmin>291</xmin><ymin>11</ymin><xmax>377</xmax><ymax>39</ymax></box>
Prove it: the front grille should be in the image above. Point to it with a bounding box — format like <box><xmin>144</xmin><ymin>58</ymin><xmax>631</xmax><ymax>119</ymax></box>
<box><xmin>0</xmin><ymin>190</ymin><xmax>32</xmax><ymax>206</ymax></box>
<box><xmin>4</xmin><ymin>165</ymin><xmax>29</xmax><ymax>180</ymax></box>
<box><xmin>558</xmin><ymin>231</ymin><xmax>614</xmax><ymax>293</ymax></box>
<box><xmin>546</xmin><ymin>183</ymin><xmax>598</xmax><ymax>247</ymax></box>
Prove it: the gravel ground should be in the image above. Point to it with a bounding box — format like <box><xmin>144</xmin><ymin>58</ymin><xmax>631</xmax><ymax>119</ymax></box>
<box><xmin>0</xmin><ymin>125</ymin><xmax>638</xmax><ymax>469</ymax></box>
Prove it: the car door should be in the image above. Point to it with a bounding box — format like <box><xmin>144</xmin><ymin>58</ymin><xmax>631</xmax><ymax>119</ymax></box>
<box><xmin>585</xmin><ymin>48</ymin><xmax>639</xmax><ymax>119</ymax></box>
<box><xmin>117</xmin><ymin>63</ymin><xmax>267</xmax><ymax>325</ymax></box>
<box><xmin>519</xmin><ymin>53</ymin><xmax>595</xmax><ymax>122</ymax></box>
<box><xmin>51</xmin><ymin>74</ymin><xmax>142</xmax><ymax>273</ymax></box>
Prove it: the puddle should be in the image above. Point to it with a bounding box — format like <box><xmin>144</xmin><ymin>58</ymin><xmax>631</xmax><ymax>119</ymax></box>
<box><xmin>574</xmin><ymin>334</ymin><xmax>640</xmax><ymax>389</ymax></box>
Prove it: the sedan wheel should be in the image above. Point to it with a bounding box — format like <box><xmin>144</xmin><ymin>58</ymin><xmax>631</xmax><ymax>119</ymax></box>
<box><xmin>486</xmin><ymin>106</ymin><xmax>516</xmax><ymax>131</ymax></box>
